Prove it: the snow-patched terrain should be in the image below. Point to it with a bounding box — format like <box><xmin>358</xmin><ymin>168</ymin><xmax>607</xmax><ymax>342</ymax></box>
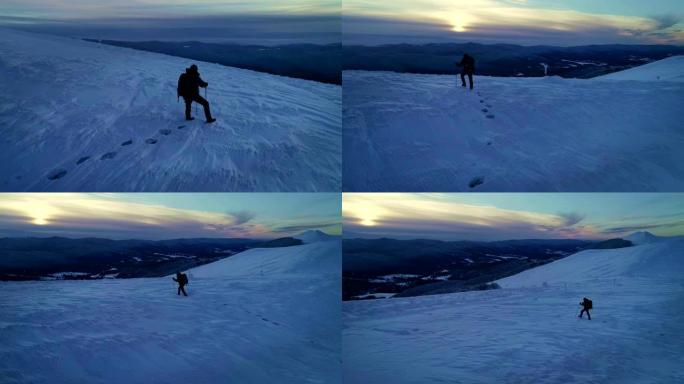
<box><xmin>0</xmin><ymin>240</ymin><xmax>341</xmax><ymax>384</ymax></box>
<box><xmin>343</xmin><ymin>56</ymin><xmax>684</xmax><ymax>191</ymax></box>
<box><xmin>0</xmin><ymin>28</ymin><xmax>341</xmax><ymax>191</ymax></box>
<box><xmin>343</xmin><ymin>234</ymin><xmax>684</xmax><ymax>383</ymax></box>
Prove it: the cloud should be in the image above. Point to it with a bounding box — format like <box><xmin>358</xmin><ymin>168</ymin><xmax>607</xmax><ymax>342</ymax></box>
<box><xmin>0</xmin><ymin>194</ymin><xmax>272</xmax><ymax>239</ymax></box>
<box><xmin>343</xmin><ymin>1</ymin><xmax>684</xmax><ymax>45</ymax></box>
<box><xmin>343</xmin><ymin>194</ymin><xmax>599</xmax><ymax>241</ymax></box>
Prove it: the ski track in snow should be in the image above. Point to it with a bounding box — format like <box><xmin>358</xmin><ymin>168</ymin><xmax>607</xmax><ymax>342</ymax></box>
<box><xmin>0</xmin><ymin>241</ymin><xmax>342</xmax><ymax>384</ymax></box>
<box><xmin>343</xmin><ymin>238</ymin><xmax>684</xmax><ymax>383</ymax></box>
<box><xmin>342</xmin><ymin>57</ymin><xmax>684</xmax><ymax>191</ymax></box>
<box><xmin>0</xmin><ymin>29</ymin><xmax>341</xmax><ymax>192</ymax></box>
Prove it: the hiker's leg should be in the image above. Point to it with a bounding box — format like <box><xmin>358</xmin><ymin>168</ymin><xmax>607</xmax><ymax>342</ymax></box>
<box><xmin>177</xmin><ymin>286</ymin><xmax>181</xmax><ymax>295</ymax></box>
<box><xmin>460</xmin><ymin>72</ymin><xmax>466</xmax><ymax>87</ymax></box>
<box><xmin>579</xmin><ymin>309</ymin><xmax>585</xmax><ymax>318</ymax></box>
<box><xmin>587</xmin><ymin>310</ymin><xmax>591</xmax><ymax>320</ymax></box>
<box><xmin>183</xmin><ymin>97</ymin><xmax>192</xmax><ymax>120</ymax></box>
<box><xmin>468</xmin><ymin>72</ymin><xmax>474</xmax><ymax>89</ymax></box>
<box><xmin>194</xmin><ymin>95</ymin><xmax>213</xmax><ymax>120</ymax></box>
<box><xmin>181</xmin><ymin>285</ymin><xmax>188</xmax><ymax>296</ymax></box>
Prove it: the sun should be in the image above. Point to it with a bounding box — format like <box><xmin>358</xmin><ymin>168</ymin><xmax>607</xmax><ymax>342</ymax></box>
<box><xmin>32</xmin><ymin>217</ymin><xmax>49</xmax><ymax>225</ymax></box>
<box><xmin>361</xmin><ymin>217</ymin><xmax>376</xmax><ymax>226</ymax></box>
<box><xmin>451</xmin><ymin>13</ymin><xmax>475</xmax><ymax>33</ymax></box>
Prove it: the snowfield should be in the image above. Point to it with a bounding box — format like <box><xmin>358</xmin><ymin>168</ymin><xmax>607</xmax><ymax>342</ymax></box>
<box><xmin>0</xmin><ymin>240</ymin><xmax>341</xmax><ymax>384</ymax></box>
<box><xmin>343</xmin><ymin>234</ymin><xmax>684</xmax><ymax>383</ymax></box>
<box><xmin>0</xmin><ymin>28</ymin><xmax>341</xmax><ymax>191</ymax></box>
<box><xmin>343</xmin><ymin>56</ymin><xmax>684</xmax><ymax>191</ymax></box>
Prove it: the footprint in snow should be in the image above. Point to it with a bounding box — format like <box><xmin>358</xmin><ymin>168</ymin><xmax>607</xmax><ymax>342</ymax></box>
<box><xmin>47</xmin><ymin>169</ymin><xmax>67</xmax><ymax>180</ymax></box>
<box><xmin>101</xmin><ymin>152</ymin><xmax>117</xmax><ymax>160</ymax></box>
<box><xmin>145</xmin><ymin>138</ymin><xmax>158</xmax><ymax>144</ymax></box>
<box><xmin>159</xmin><ymin>129</ymin><xmax>172</xmax><ymax>136</ymax></box>
<box><xmin>486</xmin><ymin>104</ymin><xmax>492</xmax><ymax>108</ymax></box>
<box><xmin>487</xmin><ymin>141</ymin><xmax>492</xmax><ymax>146</ymax></box>
<box><xmin>121</xmin><ymin>139</ymin><xmax>133</xmax><ymax>146</ymax></box>
<box><xmin>482</xmin><ymin>108</ymin><xmax>488</xmax><ymax>113</ymax></box>
<box><xmin>486</xmin><ymin>114</ymin><xmax>495</xmax><ymax>119</ymax></box>
<box><xmin>479</xmin><ymin>100</ymin><xmax>484</xmax><ymax>103</ymax></box>
<box><xmin>469</xmin><ymin>176</ymin><xmax>485</xmax><ymax>189</ymax></box>
<box><xmin>177</xmin><ymin>125</ymin><xmax>186</xmax><ymax>130</ymax></box>
<box><xmin>76</xmin><ymin>156</ymin><xmax>90</xmax><ymax>165</ymax></box>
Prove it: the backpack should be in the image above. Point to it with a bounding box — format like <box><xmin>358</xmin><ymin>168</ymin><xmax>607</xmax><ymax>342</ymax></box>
<box><xmin>586</xmin><ymin>299</ymin><xmax>592</xmax><ymax>309</ymax></box>
<box><xmin>177</xmin><ymin>73</ymin><xmax>189</xmax><ymax>97</ymax></box>
<box><xmin>181</xmin><ymin>273</ymin><xmax>189</xmax><ymax>285</ymax></box>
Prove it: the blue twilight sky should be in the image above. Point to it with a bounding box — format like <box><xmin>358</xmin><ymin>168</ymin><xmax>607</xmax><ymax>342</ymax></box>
<box><xmin>0</xmin><ymin>1</ymin><xmax>340</xmax><ymax>44</ymax></box>
<box><xmin>0</xmin><ymin>193</ymin><xmax>341</xmax><ymax>240</ymax></box>
<box><xmin>343</xmin><ymin>0</ymin><xmax>684</xmax><ymax>46</ymax></box>
<box><xmin>343</xmin><ymin>193</ymin><xmax>684</xmax><ymax>241</ymax></box>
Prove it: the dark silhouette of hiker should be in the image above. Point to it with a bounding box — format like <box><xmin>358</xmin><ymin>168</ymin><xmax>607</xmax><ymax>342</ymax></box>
<box><xmin>457</xmin><ymin>54</ymin><xmax>475</xmax><ymax>90</ymax></box>
<box><xmin>177</xmin><ymin>64</ymin><xmax>216</xmax><ymax>123</ymax></box>
<box><xmin>578</xmin><ymin>297</ymin><xmax>592</xmax><ymax>320</ymax></box>
<box><xmin>173</xmin><ymin>271</ymin><xmax>189</xmax><ymax>296</ymax></box>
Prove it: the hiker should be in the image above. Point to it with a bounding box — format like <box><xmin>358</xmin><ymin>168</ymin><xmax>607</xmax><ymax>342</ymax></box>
<box><xmin>457</xmin><ymin>53</ymin><xmax>475</xmax><ymax>90</ymax></box>
<box><xmin>578</xmin><ymin>297</ymin><xmax>592</xmax><ymax>320</ymax></box>
<box><xmin>177</xmin><ymin>64</ymin><xmax>216</xmax><ymax>123</ymax></box>
<box><xmin>173</xmin><ymin>271</ymin><xmax>189</xmax><ymax>296</ymax></box>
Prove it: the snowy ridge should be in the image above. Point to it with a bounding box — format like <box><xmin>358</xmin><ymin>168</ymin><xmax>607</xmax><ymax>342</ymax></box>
<box><xmin>189</xmin><ymin>241</ymin><xmax>340</xmax><ymax>278</ymax></box>
<box><xmin>599</xmin><ymin>55</ymin><xmax>684</xmax><ymax>82</ymax></box>
<box><xmin>623</xmin><ymin>230</ymin><xmax>664</xmax><ymax>245</ymax></box>
<box><xmin>497</xmin><ymin>235</ymin><xmax>684</xmax><ymax>287</ymax></box>
<box><xmin>0</xmin><ymin>28</ymin><xmax>341</xmax><ymax>191</ymax></box>
<box><xmin>1</xmin><ymin>242</ymin><xmax>341</xmax><ymax>383</ymax></box>
<box><xmin>343</xmin><ymin>57</ymin><xmax>684</xmax><ymax>191</ymax></box>
<box><xmin>344</xmin><ymin>236</ymin><xmax>684</xmax><ymax>383</ymax></box>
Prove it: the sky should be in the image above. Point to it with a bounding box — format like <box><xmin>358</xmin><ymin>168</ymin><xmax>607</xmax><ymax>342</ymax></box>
<box><xmin>0</xmin><ymin>0</ymin><xmax>340</xmax><ymax>44</ymax></box>
<box><xmin>343</xmin><ymin>193</ymin><xmax>684</xmax><ymax>241</ymax></box>
<box><xmin>343</xmin><ymin>0</ymin><xmax>684</xmax><ymax>46</ymax></box>
<box><xmin>0</xmin><ymin>193</ymin><xmax>341</xmax><ymax>240</ymax></box>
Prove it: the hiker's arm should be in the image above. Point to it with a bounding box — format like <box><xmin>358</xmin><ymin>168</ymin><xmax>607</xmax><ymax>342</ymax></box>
<box><xmin>198</xmin><ymin>77</ymin><xmax>208</xmax><ymax>87</ymax></box>
<box><xmin>173</xmin><ymin>277</ymin><xmax>177</xmax><ymax>282</ymax></box>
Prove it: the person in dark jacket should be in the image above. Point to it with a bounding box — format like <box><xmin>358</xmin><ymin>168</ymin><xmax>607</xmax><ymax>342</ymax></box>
<box><xmin>173</xmin><ymin>271</ymin><xmax>189</xmax><ymax>296</ymax></box>
<box><xmin>457</xmin><ymin>53</ymin><xmax>475</xmax><ymax>89</ymax></box>
<box><xmin>177</xmin><ymin>64</ymin><xmax>216</xmax><ymax>123</ymax></box>
<box><xmin>578</xmin><ymin>297</ymin><xmax>592</xmax><ymax>320</ymax></box>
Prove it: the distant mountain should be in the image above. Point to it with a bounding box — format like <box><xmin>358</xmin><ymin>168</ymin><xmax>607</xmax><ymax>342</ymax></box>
<box><xmin>86</xmin><ymin>39</ymin><xmax>342</xmax><ymax>85</ymax></box>
<box><xmin>342</xmin><ymin>238</ymin><xmax>601</xmax><ymax>300</ymax></box>
<box><xmin>343</xmin><ymin>43</ymin><xmax>684</xmax><ymax>78</ymax></box>
<box><xmin>0</xmin><ymin>236</ymin><xmax>297</xmax><ymax>281</ymax></box>
<box><xmin>295</xmin><ymin>230</ymin><xmax>339</xmax><ymax>244</ymax></box>
<box><xmin>623</xmin><ymin>231</ymin><xmax>662</xmax><ymax>245</ymax></box>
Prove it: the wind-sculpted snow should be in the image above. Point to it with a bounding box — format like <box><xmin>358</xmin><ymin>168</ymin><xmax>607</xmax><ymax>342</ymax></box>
<box><xmin>0</xmin><ymin>242</ymin><xmax>341</xmax><ymax>383</ymax></box>
<box><xmin>343</xmin><ymin>236</ymin><xmax>684</xmax><ymax>383</ymax></box>
<box><xmin>343</xmin><ymin>57</ymin><xmax>684</xmax><ymax>191</ymax></box>
<box><xmin>0</xmin><ymin>29</ymin><xmax>341</xmax><ymax>191</ymax></box>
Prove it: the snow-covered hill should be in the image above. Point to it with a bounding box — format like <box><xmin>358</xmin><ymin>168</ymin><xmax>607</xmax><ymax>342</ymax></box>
<box><xmin>343</xmin><ymin>57</ymin><xmax>684</xmax><ymax>191</ymax></box>
<box><xmin>0</xmin><ymin>241</ymin><xmax>341</xmax><ymax>383</ymax></box>
<box><xmin>0</xmin><ymin>28</ymin><xmax>341</xmax><ymax>191</ymax></box>
<box><xmin>599</xmin><ymin>56</ymin><xmax>684</xmax><ymax>82</ymax></box>
<box><xmin>343</xmin><ymin>234</ymin><xmax>684</xmax><ymax>383</ymax></box>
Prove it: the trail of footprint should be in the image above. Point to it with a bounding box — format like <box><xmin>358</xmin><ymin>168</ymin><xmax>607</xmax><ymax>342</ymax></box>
<box><xmin>121</xmin><ymin>139</ymin><xmax>133</xmax><ymax>146</ymax></box>
<box><xmin>101</xmin><ymin>152</ymin><xmax>117</xmax><ymax>160</ymax></box>
<box><xmin>47</xmin><ymin>169</ymin><xmax>67</xmax><ymax>181</ymax></box>
<box><xmin>77</xmin><ymin>156</ymin><xmax>90</xmax><ymax>165</ymax></box>
<box><xmin>469</xmin><ymin>176</ymin><xmax>485</xmax><ymax>189</ymax></box>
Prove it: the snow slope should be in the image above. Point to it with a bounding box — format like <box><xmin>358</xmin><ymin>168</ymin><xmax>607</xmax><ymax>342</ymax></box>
<box><xmin>0</xmin><ymin>28</ymin><xmax>341</xmax><ymax>191</ymax></box>
<box><xmin>343</xmin><ymin>235</ymin><xmax>684</xmax><ymax>383</ymax></box>
<box><xmin>343</xmin><ymin>57</ymin><xmax>684</xmax><ymax>191</ymax></box>
<box><xmin>0</xmin><ymin>241</ymin><xmax>341</xmax><ymax>384</ymax></box>
<box><xmin>599</xmin><ymin>56</ymin><xmax>684</xmax><ymax>82</ymax></box>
